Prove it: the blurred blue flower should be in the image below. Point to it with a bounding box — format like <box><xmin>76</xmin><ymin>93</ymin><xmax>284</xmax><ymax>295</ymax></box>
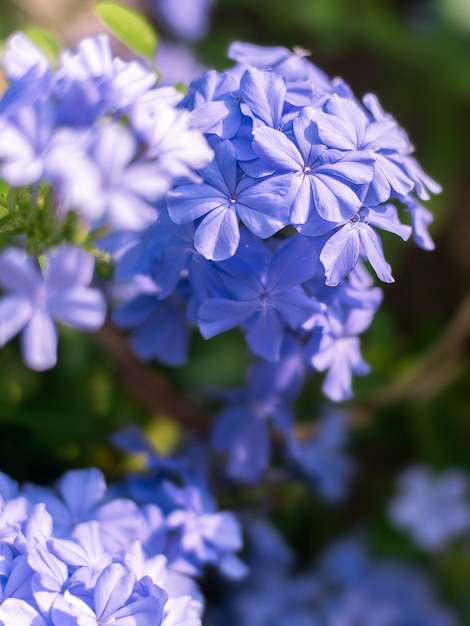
<box><xmin>151</xmin><ymin>0</ymin><xmax>214</xmax><ymax>42</ymax></box>
<box><xmin>288</xmin><ymin>409</ymin><xmax>354</xmax><ymax>501</ymax></box>
<box><xmin>389</xmin><ymin>465</ymin><xmax>470</xmax><ymax>551</ymax></box>
<box><xmin>0</xmin><ymin>246</ymin><xmax>106</xmax><ymax>371</ymax></box>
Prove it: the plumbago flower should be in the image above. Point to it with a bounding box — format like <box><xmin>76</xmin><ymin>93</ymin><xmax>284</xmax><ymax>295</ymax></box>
<box><xmin>0</xmin><ymin>457</ymin><xmax>244</xmax><ymax>626</ymax></box>
<box><xmin>0</xmin><ymin>246</ymin><xmax>105</xmax><ymax>371</ymax></box>
<box><xmin>389</xmin><ymin>466</ymin><xmax>470</xmax><ymax>552</ymax></box>
<box><xmin>124</xmin><ymin>39</ymin><xmax>438</xmax><ymax>405</ymax></box>
<box><xmin>149</xmin><ymin>0</ymin><xmax>215</xmax><ymax>42</ymax></box>
<box><xmin>0</xmin><ymin>31</ymin><xmax>213</xmax><ymax>371</ymax></box>
<box><xmin>0</xmin><ymin>30</ymin><xmax>439</xmax><ymax>394</ymax></box>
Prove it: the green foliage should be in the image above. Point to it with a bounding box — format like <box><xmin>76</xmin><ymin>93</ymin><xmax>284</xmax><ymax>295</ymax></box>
<box><xmin>0</xmin><ymin>185</ymin><xmax>111</xmax><ymax>265</ymax></box>
<box><xmin>94</xmin><ymin>1</ymin><xmax>158</xmax><ymax>60</ymax></box>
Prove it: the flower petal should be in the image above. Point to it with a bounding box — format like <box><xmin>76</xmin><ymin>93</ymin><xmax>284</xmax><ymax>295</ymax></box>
<box><xmin>21</xmin><ymin>309</ymin><xmax>58</xmax><ymax>371</ymax></box>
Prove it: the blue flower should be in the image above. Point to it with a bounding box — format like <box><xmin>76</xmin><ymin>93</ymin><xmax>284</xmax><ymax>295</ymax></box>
<box><xmin>252</xmin><ymin>107</ymin><xmax>374</xmax><ymax>224</ymax></box>
<box><xmin>198</xmin><ymin>236</ymin><xmax>322</xmax><ymax>360</ymax></box>
<box><xmin>152</xmin><ymin>0</ymin><xmax>215</xmax><ymax>42</ymax></box>
<box><xmin>2</xmin><ymin>32</ymin><xmax>50</xmax><ymax>82</ymax></box>
<box><xmin>0</xmin><ymin>99</ymin><xmax>55</xmax><ymax>186</ymax></box>
<box><xmin>54</xmin><ymin>34</ymin><xmax>156</xmax><ymax>125</ymax></box>
<box><xmin>389</xmin><ymin>465</ymin><xmax>470</xmax><ymax>551</ymax></box>
<box><xmin>227</xmin><ymin>41</ymin><xmax>330</xmax><ymax>105</ymax></box>
<box><xmin>165</xmin><ymin>480</ymin><xmax>245</xmax><ymax>579</ymax></box>
<box><xmin>288</xmin><ymin>409</ymin><xmax>354</xmax><ymax>501</ymax></box>
<box><xmin>167</xmin><ymin>138</ymin><xmax>290</xmax><ymax>260</ymax></box>
<box><xmin>113</xmin><ymin>277</ymin><xmax>191</xmax><ymax>366</ymax></box>
<box><xmin>80</xmin><ymin>123</ymin><xmax>167</xmax><ymax>231</ymax></box>
<box><xmin>51</xmin><ymin>563</ymin><xmax>167</xmax><ymax>625</ymax></box>
<box><xmin>313</xmin><ymin>204</ymin><xmax>411</xmax><ymax>286</ymax></box>
<box><xmin>0</xmin><ymin>246</ymin><xmax>106</xmax><ymax>371</ymax></box>
<box><xmin>305</xmin><ymin>267</ymin><xmax>382</xmax><ymax>401</ymax></box>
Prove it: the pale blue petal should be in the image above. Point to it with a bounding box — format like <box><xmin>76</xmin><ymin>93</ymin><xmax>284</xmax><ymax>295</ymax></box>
<box><xmin>240</xmin><ymin>67</ymin><xmax>286</xmax><ymax>127</ymax></box>
<box><xmin>246</xmin><ymin>306</ymin><xmax>283</xmax><ymax>361</ymax></box>
<box><xmin>270</xmin><ymin>288</ymin><xmax>317</xmax><ymax>328</ymax></box>
<box><xmin>311</xmin><ymin>175</ymin><xmax>360</xmax><ymax>222</ymax></box>
<box><xmin>49</xmin><ymin>287</ymin><xmax>106</xmax><ymax>331</ymax></box>
<box><xmin>409</xmin><ymin>200</ymin><xmax>435</xmax><ymax>251</ymax></box>
<box><xmin>321</xmin><ymin>349</ymin><xmax>354</xmax><ymax>402</ymax></box>
<box><xmin>94</xmin><ymin>564</ymin><xmax>135</xmax><ymax>622</ymax></box>
<box><xmin>376</xmin><ymin>153</ymin><xmax>414</xmax><ymax>197</ymax></box>
<box><xmin>45</xmin><ymin>247</ymin><xmax>94</xmax><ymax>290</ymax></box>
<box><xmin>290</xmin><ymin>176</ymin><xmax>312</xmax><ymax>224</ymax></box>
<box><xmin>21</xmin><ymin>309</ymin><xmax>57</xmax><ymax>371</ymax></box>
<box><xmin>199</xmin><ymin>298</ymin><xmax>257</xmax><ymax>338</ymax></box>
<box><xmin>358</xmin><ymin>224</ymin><xmax>394</xmax><ymax>283</ymax></box>
<box><xmin>0</xmin><ymin>598</ymin><xmax>48</xmax><ymax>626</ymax></box>
<box><xmin>266</xmin><ymin>236</ymin><xmax>318</xmax><ymax>292</ymax></box>
<box><xmin>0</xmin><ymin>295</ymin><xmax>33</xmax><ymax>346</ymax></box>
<box><xmin>0</xmin><ymin>248</ymin><xmax>41</xmax><ymax>294</ymax></box>
<box><xmin>366</xmin><ymin>204</ymin><xmax>411</xmax><ymax>240</ymax></box>
<box><xmin>252</xmin><ymin>126</ymin><xmax>302</xmax><ymax>171</ymax></box>
<box><xmin>121</xmin><ymin>162</ymin><xmax>171</xmax><ymax>200</ymax></box>
<box><xmin>112</xmin><ymin>594</ymin><xmax>165</xmax><ymax>625</ymax></box>
<box><xmin>94</xmin><ymin>124</ymin><xmax>135</xmax><ymax>182</ymax></box>
<box><xmin>167</xmin><ymin>183</ymin><xmax>228</xmax><ymax>224</ymax></box>
<box><xmin>190</xmin><ymin>99</ymin><xmax>231</xmax><ymax>132</ymax></box>
<box><xmin>58</xmin><ymin>468</ymin><xmax>107</xmax><ymax>519</ymax></box>
<box><xmin>317</xmin><ymin>152</ymin><xmax>374</xmax><ymax>185</ymax></box>
<box><xmin>202</xmin><ymin>139</ymin><xmax>237</xmax><ymax>194</ymax></box>
<box><xmin>107</xmin><ymin>190</ymin><xmax>157</xmax><ymax>231</ymax></box>
<box><xmin>194</xmin><ymin>206</ymin><xmax>239</xmax><ymax>260</ymax></box>
<box><xmin>321</xmin><ymin>226</ymin><xmax>360</xmax><ymax>286</ymax></box>
<box><xmin>235</xmin><ymin>186</ymin><xmax>288</xmax><ymax>238</ymax></box>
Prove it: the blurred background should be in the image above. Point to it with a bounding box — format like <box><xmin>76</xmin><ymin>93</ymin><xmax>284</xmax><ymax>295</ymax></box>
<box><xmin>1</xmin><ymin>0</ymin><xmax>470</xmax><ymax>617</ymax></box>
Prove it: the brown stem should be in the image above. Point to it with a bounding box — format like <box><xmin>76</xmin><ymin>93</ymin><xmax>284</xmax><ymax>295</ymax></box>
<box><xmin>364</xmin><ymin>292</ymin><xmax>470</xmax><ymax>407</ymax></box>
<box><xmin>95</xmin><ymin>322</ymin><xmax>211</xmax><ymax>436</ymax></box>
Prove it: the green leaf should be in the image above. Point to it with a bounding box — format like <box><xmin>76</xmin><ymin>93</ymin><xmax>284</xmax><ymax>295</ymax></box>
<box><xmin>95</xmin><ymin>2</ymin><xmax>158</xmax><ymax>59</ymax></box>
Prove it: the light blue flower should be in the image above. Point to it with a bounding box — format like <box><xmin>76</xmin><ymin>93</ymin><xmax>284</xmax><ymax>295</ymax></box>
<box><xmin>389</xmin><ymin>465</ymin><xmax>470</xmax><ymax>551</ymax></box>
<box><xmin>0</xmin><ymin>246</ymin><xmax>106</xmax><ymax>371</ymax></box>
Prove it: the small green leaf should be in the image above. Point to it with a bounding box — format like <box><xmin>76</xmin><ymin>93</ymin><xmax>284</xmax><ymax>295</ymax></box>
<box><xmin>174</xmin><ymin>81</ymin><xmax>188</xmax><ymax>94</ymax></box>
<box><xmin>24</xmin><ymin>26</ymin><xmax>60</xmax><ymax>65</ymax></box>
<box><xmin>95</xmin><ymin>2</ymin><xmax>158</xmax><ymax>59</ymax></box>
<box><xmin>0</xmin><ymin>205</ymin><xmax>8</xmax><ymax>221</ymax></box>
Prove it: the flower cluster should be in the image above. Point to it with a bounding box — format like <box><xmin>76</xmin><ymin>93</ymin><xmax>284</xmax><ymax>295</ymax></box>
<box><xmin>0</xmin><ymin>31</ymin><xmax>213</xmax><ymax>368</ymax></box>
<box><xmin>0</xmin><ymin>32</ymin><xmax>439</xmax><ymax>392</ymax></box>
<box><xmin>0</xmin><ymin>30</ymin><xmax>440</xmax><ymax>486</ymax></box>
<box><xmin>109</xmin><ymin>39</ymin><xmax>439</xmax><ymax>410</ymax></box>
<box><xmin>0</xmin><ymin>454</ymin><xmax>244</xmax><ymax>625</ymax></box>
<box><xmin>207</xmin><ymin>521</ymin><xmax>456</xmax><ymax>626</ymax></box>
<box><xmin>105</xmin><ymin>39</ymin><xmax>438</xmax><ymax>483</ymax></box>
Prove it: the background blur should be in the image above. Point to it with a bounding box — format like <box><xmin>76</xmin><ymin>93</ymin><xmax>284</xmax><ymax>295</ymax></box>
<box><xmin>1</xmin><ymin>0</ymin><xmax>470</xmax><ymax>615</ymax></box>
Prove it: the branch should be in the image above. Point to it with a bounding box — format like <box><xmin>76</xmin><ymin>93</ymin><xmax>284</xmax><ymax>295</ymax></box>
<box><xmin>94</xmin><ymin>323</ymin><xmax>211</xmax><ymax>436</ymax></box>
<box><xmin>365</xmin><ymin>292</ymin><xmax>470</xmax><ymax>406</ymax></box>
